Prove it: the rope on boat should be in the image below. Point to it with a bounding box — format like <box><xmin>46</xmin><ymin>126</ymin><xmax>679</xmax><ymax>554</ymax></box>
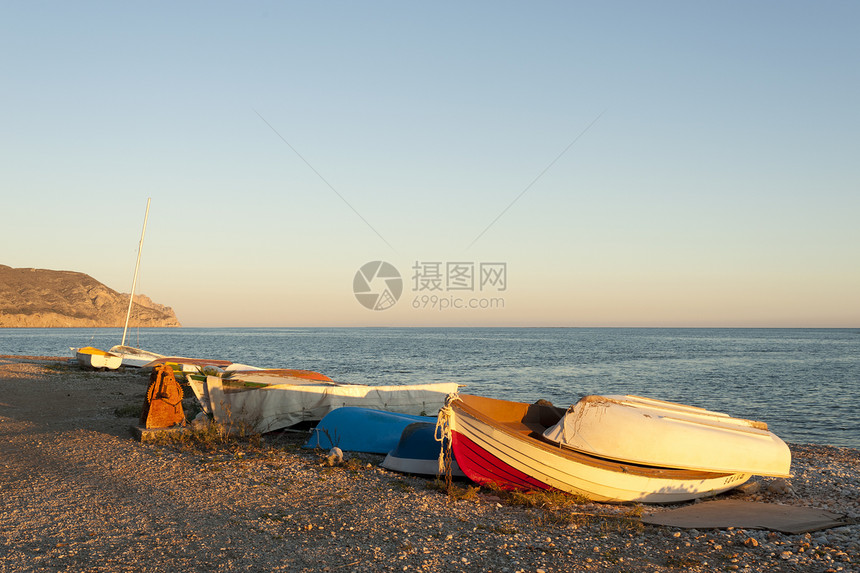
<box><xmin>435</xmin><ymin>392</ymin><xmax>458</xmax><ymax>490</ymax></box>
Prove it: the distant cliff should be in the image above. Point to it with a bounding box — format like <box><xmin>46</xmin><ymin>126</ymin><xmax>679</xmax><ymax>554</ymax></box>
<box><xmin>0</xmin><ymin>265</ymin><xmax>181</xmax><ymax>328</ymax></box>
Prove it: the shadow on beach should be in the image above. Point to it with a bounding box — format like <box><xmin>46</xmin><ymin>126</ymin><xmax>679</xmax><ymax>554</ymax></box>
<box><xmin>0</xmin><ymin>356</ymin><xmax>150</xmax><ymax>439</ymax></box>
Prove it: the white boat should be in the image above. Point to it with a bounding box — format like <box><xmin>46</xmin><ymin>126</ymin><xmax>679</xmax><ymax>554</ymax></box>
<box><xmin>541</xmin><ymin>394</ymin><xmax>791</xmax><ymax>477</ymax></box>
<box><xmin>108</xmin><ymin>345</ymin><xmax>164</xmax><ymax>368</ymax></box>
<box><xmin>188</xmin><ymin>370</ymin><xmax>460</xmax><ymax>434</ymax></box>
<box><xmin>110</xmin><ymin>198</ymin><xmax>160</xmax><ymax>367</ymax></box>
<box><xmin>438</xmin><ymin>393</ymin><xmax>753</xmax><ymax>504</ymax></box>
<box><xmin>71</xmin><ymin>198</ymin><xmax>163</xmax><ymax>370</ymax></box>
<box><xmin>72</xmin><ymin>346</ymin><xmax>123</xmax><ymax>370</ymax></box>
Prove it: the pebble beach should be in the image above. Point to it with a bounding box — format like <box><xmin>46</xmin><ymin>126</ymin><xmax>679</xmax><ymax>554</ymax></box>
<box><xmin>0</xmin><ymin>356</ymin><xmax>857</xmax><ymax>572</ymax></box>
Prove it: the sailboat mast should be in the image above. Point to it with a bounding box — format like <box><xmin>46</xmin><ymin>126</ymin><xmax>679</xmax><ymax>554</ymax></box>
<box><xmin>121</xmin><ymin>197</ymin><xmax>151</xmax><ymax>347</ymax></box>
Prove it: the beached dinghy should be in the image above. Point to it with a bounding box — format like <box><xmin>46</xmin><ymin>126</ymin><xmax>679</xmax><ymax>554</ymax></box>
<box><xmin>304</xmin><ymin>408</ymin><xmax>435</xmax><ymax>453</ymax></box>
<box><xmin>70</xmin><ymin>199</ymin><xmax>165</xmax><ymax>370</ymax></box>
<box><xmin>541</xmin><ymin>394</ymin><xmax>791</xmax><ymax>477</ymax></box>
<box><xmin>72</xmin><ymin>346</ymin><xmax>123</xmax><ymax>370</ymax></box>
<box><xmin>218</xmin><ymin>367</ymin><xmax>337</xmax><ymax>387</ymax></box>
<box><xmin>438</xmin><ymin>393</ymin><xmax>753</xmax><ymax>504</ymax></box>
<box><xmin>184</xmin><ymin>367</ymin><xmax>330</xmax><ymax>416</ymax></box>
<box><xmin>108</xmin><ymin>345</ymin><xmax>165</xmax><ymax>368</ymax></box>
<box><xmin>189</xmin><ymin>369</ymin><xmax>460</xmax><ymax>434</ymax></box>
<box><xmin>381</xmin><ymin>421</ymin><xmax>466</xmax><ymax>477</ymax></box>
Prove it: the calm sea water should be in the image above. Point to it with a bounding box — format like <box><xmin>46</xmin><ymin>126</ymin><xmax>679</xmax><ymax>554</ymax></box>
<box><xmin>2</xmin><ymin>327</ymin><xmax>858</xmax><ymax>448</ymax></box>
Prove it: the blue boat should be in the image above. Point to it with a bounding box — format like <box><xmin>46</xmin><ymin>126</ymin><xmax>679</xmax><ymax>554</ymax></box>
<box><xmin>303</xmin><ymin>407</ymin><xmax>435</xmax><ymax>454</ymax></box>
<box><xmin>381</xmin><ymin>421</ymin><xmax>466</xmax><ymax>477</ymax></box>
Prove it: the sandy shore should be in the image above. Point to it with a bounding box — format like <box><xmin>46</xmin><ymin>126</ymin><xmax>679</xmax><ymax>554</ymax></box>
<box><xmin>0</xmin><ymin>356</ymin><xmax>857</xmax><ymax>572</ymax></box>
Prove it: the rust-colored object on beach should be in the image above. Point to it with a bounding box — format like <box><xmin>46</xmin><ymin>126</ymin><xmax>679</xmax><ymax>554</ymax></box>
<box><xmin>140</xmin><ymin>363</ymin><xmax>186</xmax><ymax>429</ymax></box>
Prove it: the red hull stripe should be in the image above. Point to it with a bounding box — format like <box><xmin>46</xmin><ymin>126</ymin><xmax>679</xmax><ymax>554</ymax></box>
<box><xmin>452</xmin><ymin>431</ymin><xmax>551</xmax><ymax>491</ymax></box>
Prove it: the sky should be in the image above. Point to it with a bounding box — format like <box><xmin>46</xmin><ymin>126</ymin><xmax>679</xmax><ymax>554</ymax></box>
<box><xmin>2</xmin><ymin>1</ymin><xmax>858</xmax><ymax>327</ymax></box>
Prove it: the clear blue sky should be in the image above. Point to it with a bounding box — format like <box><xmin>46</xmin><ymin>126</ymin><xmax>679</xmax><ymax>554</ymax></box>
<box><xmin>3</xmin><ymin>1</ymin><xmax>858</xmax><ymax>327</ymax></box>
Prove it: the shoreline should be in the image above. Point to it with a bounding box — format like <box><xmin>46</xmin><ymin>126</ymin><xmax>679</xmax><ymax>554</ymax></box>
<box><xmin>3</xmin><ymin>353</ymin><xmax>858</xmax><ymax>451</ymax></box>
<box><xmin>1</xmin><ymin>356</ymin><xmax>857</xmax><ymax>572</ymax></box>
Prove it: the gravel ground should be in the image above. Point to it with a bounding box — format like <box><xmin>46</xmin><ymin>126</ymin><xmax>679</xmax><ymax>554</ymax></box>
<box><xmin>0</xmin><ymin>356</ymin><xmax>857</xmax><ymax>572</ymax></box>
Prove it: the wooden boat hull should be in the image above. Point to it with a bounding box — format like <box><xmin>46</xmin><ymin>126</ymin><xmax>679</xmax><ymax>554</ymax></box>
<box><xmin>542</xmin><ymin>394</ymin><xmax>791</xmax><ymax>477</ymax></box>
<box><xmin>72</xmin><ymin>346</ymin><xmax>122</xmax><ymax>370</ymax></box>
<box><xmin>443</xmin><ymin>394</ymin><xmax>751</xmax><ymax>504</ymax></box>
<box><xmin>221</xmin><ymin>368</ymin><xmax>335</xmax><ymax>386</ymax></box>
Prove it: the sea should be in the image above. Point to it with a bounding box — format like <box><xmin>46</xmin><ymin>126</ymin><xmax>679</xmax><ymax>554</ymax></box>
<box><xmin>2</xmin><ymin>327</ymin><xmax>858</xmax><ymax>449</ymax></box>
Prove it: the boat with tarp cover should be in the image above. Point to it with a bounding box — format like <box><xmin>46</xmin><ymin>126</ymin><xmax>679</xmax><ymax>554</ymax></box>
<box><xmin>437</xmin><ymin>393</ymin><xmax>762</xmax><ymax>503</ymax></box>
<box><xmin>187</xmin><ymin>368</ymin><xmax>460</xmax><ymax>434</ymax></box>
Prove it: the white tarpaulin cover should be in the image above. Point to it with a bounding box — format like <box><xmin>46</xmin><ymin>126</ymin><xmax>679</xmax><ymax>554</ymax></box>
<box><xmin>189</xmin><ymin>375</ymin><xmax>460</xmax><ymax>433</ymax></box>
<box><xmin>542</xmin><ymin>394</ymin><xmax>791</xmax><ymax>476</ymax></box>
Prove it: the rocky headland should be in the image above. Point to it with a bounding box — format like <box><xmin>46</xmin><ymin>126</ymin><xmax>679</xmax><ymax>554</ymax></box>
<box><xmin>0</xmin><ymin>264</ymin><xmax>180</xmax><ymax>328</ymax></box>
